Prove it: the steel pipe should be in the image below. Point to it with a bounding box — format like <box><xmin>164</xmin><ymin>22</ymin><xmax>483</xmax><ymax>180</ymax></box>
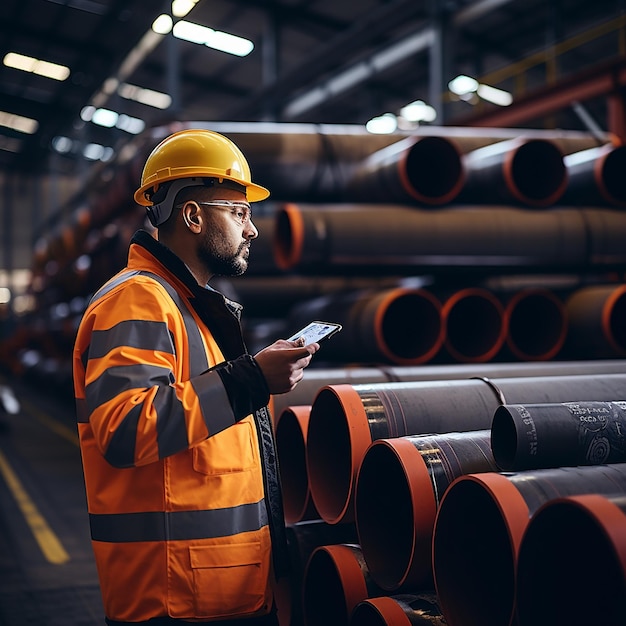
<box><xmin>302</xmin><ymin>544</ymin><xmax>384</xmax><ymax>626</ymax></box>
<box><xmin>306</xmin><ymin>373</ymin><xmax>626</xmax><ymax>524</ymax></box>
<box><xmin>491</xmin><ymin>400</ymin><xmax>626</xmax><ymax>471</ymax></box>
<box><xmin>501</xmin><ymin>287</ymin><xmax>567</xmax><ymax>361</ymax></box>
<box><xmin>351</xmin><ymin>594</ymin><xmax>446</xmax><ymax>626</ymax></box>
<box><xmin>565</xmin><ymin>284</ymin><xmax>626</xmax><ymax>357</ymax></box>
<box><xmin>516</xmin><ymin>494</ymin><xmax>626</xmax><ymax>626</ymax></box>
<box><xmin>562</xmin><ymin>144</ymin><xmax>626</xmax><ymax>208</ymax></box>
<box><xmin>344</xmin><ymin>136</ymin><xmax>465</xmax><ymax>206</ymax></box>
<box><xmin>287</xmin><ymin>287</ymin><xmax>444</xmax><ymax>365</ymax></box>
<box><xmin>456</xmin><ymin>138</ymin><xmax>568</xmax><ymax>207</ymax></box>
<box><xmin>440</xmin><ymin>288</ymin><xmax>506</xmax><ymax>362</ymax></box>
<box><xmin>355</xmin><ymin>430</ymin><xmax>496</xmax><ymax>590</ymax></box>
<box><xmin>432</xmin><ymin>464</ymin><xmax>626</xmax><ymax>626</ymax></box>
<box><xmin>272</xmin><ymin>203</ymin><xmax>626</xmax><ymax>274</ymax></box>
<box><xmin>270</xmin><ymin>360</ymin><xmax>626</xmax><ymax>419</ymax></box>
<box><xmin>276</xmin><ymin>406</ymin><xmax>319</xmax><ymax>523</ymax></box>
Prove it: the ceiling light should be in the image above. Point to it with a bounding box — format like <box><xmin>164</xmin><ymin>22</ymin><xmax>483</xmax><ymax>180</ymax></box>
<box><xmin>152</xmin><ymin>14</ymin><xmax>173</xmax><ymax>35</ymax></box>
<box><xmin>116</xmin><ymin>114</ymin><xmax>145</xmax><ymax>134</ymax></box>
<box><xmin>80</xmin><ymin>105</ymin><xmax>95</xmax><ymax>122</ymax></box>
<box><xmin>448</xmin><ymin>74</ymin><xmax>479</xmax><ymax>96</ymax></box>
<box><xmin>83</xmin><ymin>143</ymin><xmax>114</xmax><ymax>161</ymax></box>
<box><xmin>0</xmin><ymin>288</ymin><xmax>11</xmax><ymax>304</ymax></box>
<box><xmin>0</xmin><ymin>136</ymin><xmax>22</xmax><ymax>152</ymax></box>
<box><xmin>52</xmin><ymin>136</ymin><xmax>74</xmax><ymax>153</ymax></box>
<box><xmin>173</xmin><ymin>19</ymin><xmax>254</xmax><ymax>56</ymax></box>
<box><xmin>0</xmin><ymin>110</ymin><xmax>39</xmax><ymax>134</ymax></box>
<box><xmin>171</xmin><ymin>0</ymin><xmax>198</xmax><ymax>18</ymax></box>
<box><xmin>365</xmin><ymin>113</ymin><xmax>398</xmax><ymax>134</ymax></box>
<box><xmin>118</xmin><ymin>83</ymin><xmax>172</xmax><ymax>109</ymax></box>
<box><xmin>476</xmin><ymin>83</ymin><xmax>513</xmax><ymax>106</ymax></box>
<box><xmin>91</xmin><ymin>108</ymin><xmax>118</xmax><ymax>127</ymax></box>
<box><xmin>4</xmin><ymin>52</ymin><xmax>70</xmax><ymax>80</ymax></box>
<box><xmin>400</xmin><ymin>100</ymin><xmax>437</xmax><ymax>123</ymax></box>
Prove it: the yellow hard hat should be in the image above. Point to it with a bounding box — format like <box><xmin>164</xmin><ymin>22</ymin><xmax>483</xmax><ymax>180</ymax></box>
<box><xmin>134</xmin><ymin>128</ymin><xmax>270</xmax><ymax>210</ymax></box>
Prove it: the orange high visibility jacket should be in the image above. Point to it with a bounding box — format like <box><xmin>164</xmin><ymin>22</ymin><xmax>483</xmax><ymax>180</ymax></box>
<box><xmin>73</xmin><ymin>230</ymin><xmax>282</xmax><ymax>623</ymax></box>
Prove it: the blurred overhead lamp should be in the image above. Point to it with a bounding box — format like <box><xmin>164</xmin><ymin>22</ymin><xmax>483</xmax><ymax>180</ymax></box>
<box><xmin>0</xmin><ymin>110</ymin><xmax>38</xmax><ymax>134</ymax></box>
<box><xmin>3</xmin><ymin>52</ymin><xmax>70</xmax><ymax>81</ymax></box>
<box><xmin>172</xmin><ymin>19</ymin><xmax>254</xmax><ymax>56</ymax></box>
<box><xmin>152</xmin><ymin>14</ymin><xmax>173</xmax><ymax>34</ymax></box>
<box><xmin>448</xmin><ymin>74</ymin><xmax>512</xmax><ymax>106</ymax></box>
<box><xmin>118</xmin><ymin>83</ymin><xmax>172</xmax><ymax>109</ymax></box>
<box><xmin>366</xmin><ymin>113</ymin><xmax>398</xmax><ymax>134</ymax></box>
<box><xmin>171</xmin><ymin>0</ymin><xmax>198</xmax><ymax>18</ymax></box>
<box><xmin>400</xmin><ymin>100</ymin><xmax>437</xmax><ymax>123</ymax></box>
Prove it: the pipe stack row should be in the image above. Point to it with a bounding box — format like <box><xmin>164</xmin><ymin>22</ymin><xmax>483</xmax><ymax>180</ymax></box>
<box><xmin>271</xmin><ymin>362</ymin><xmax>626</xmax><ymax>625</ymax></box>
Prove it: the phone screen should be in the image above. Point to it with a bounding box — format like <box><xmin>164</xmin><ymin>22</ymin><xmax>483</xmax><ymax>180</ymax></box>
<box><xmin>287</xmin><ymin>321</ymin><xmax>342</xmax><ymax>345</ymax></box>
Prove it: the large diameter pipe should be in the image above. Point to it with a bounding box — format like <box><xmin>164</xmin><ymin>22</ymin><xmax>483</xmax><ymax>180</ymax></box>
<box><xmin>344</xmin><ymin>136</ymin><xmax>465</xmax><ymax>206</ymax></box>
<box><xmin>276</xmin><ymin>406</ymin><xmax>319</xmax><ymax>523</ymax></box>
<box><xmin>272</xmin><ymin>204</ymin><xmax>626</xmax><ymax>273</ymax></box>
<box><xmin>440</xmin><ymin>288</ymin><xmax>506</xmax><ymax>362</ymax></box>
<box><xmin>306</xmin><ymin>373</ymin><xmax>626</xmax><ymax>524</ymax></box>
<box><xmin>562</xmin><ymin>144</ymin><xmax>626</xmax><ymax>208</ymax></box>
<box><xmin>501</xmin><ymin>288</ymin><xmax>567</xmax><ymax>361</ymax></box>
<box><xmin>355</xmin><ymin>430</ymin><xmax>497</xmax><ymax>590</ymax></box>
<box><xmin>515</xmin><ymin>494</ymin><xmax>626</xmax><ymax>626</ymax></box>
<box><xmin>432</xmin><ymin>464</ymin><xmax>626</xmax><ymax>626</ymax></box>
<box><xmin>302</xmin><ymin>544</ymin><xmax>385</xmax><ymax>626</ymax></box>
<box><xmin>491</xmin><ymin>400</ymin><xmax>626</xmax><ymax>471</ymax></box>
<box><xmin>351</xmin><ymin>594</ymin><xmax>446</xmax><ymax>626</ymax></box>
<box><xmin>457</xmin><ymin>138</ymin><xmax>568</xmax><ymax>207</ymax></box>
<box><xmin>288</xmin><ymin>287</ymin><xmax>444</xmax><ymax>365</ymax></box>
<box><xmin>565</xmin><ymin>284</ymin><xmax>626</xmax><ymax>357</ymax></box>
<box><xmin>270</xmin><ymin>360</ymin><xmax>626</xmax><ymax>418</ymax></box>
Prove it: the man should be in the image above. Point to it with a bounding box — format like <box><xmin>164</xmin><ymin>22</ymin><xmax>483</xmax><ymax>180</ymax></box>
<box><xmin>73</xmin><ymin>129</ymin><xmax>319</xmax><ymax>625</ymax></box>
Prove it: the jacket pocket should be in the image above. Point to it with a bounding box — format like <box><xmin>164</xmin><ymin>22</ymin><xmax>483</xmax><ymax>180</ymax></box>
<box><xmin>189</xmin><ymin>542</ymin><xmax>268</xmax><ymax>618</ymax></box>
<box><xmin>193</xmin><ymin>419</ymin><xmax>256</xmax><ymax>475</ymax></box>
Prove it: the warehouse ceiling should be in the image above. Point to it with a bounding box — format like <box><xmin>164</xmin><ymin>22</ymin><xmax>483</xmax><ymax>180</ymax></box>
<box><xmin>0</xmin><ymin>0</ymin><xmax>624</xmax><ymax>177</ymax></box>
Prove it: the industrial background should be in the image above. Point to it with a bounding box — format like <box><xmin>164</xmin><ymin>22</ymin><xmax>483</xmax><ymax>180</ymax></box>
<box><xmin>2</xmin><ymin>1</ymin><xmax>626</xmax><ymax>625</ymax></box>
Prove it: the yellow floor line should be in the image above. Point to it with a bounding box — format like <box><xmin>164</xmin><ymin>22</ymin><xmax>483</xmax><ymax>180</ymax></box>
<box><xmin>21</xmin><ymin>399</ymin><xmax>79</xmax><ymax>447</ymax></box>
<box><xmin>0</xmin><ymin>450</ymin><xmax>70</xmax><ymax>564</ymax></box>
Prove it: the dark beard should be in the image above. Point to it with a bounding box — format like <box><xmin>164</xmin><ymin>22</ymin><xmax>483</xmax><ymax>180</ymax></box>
<box><xmin>198</xmin><ymin>239</ymin><xmax>249</xmax><ymax>277</ymax></box>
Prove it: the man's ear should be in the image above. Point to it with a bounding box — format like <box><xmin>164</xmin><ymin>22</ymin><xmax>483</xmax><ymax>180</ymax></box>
<box><xmin>181</xmin><ymin>201</ymin><xmax>203</xmax><ymax>233</ymax></box>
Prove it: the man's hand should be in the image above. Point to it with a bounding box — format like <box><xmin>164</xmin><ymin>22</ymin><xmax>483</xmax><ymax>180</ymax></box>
<box><xmin>254</xmin><ymin>338</ymin><xmax>320</xmax><ymax>394</ymax></box>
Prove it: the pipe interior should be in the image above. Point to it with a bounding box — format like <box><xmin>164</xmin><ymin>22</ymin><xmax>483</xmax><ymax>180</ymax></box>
<box><xmin>307</xmin><ymin>388</ymin><xmax>354</xmax><ymax>522</ymax></box>
<box><xmin>405</xmin><ymin>137</ymin><xmax>463</xmax><ymax>200</ymax></box>
<box><xmin>507</xmin><ymin>293</ymin><xmax>565</xmax><ymax>359</ymax></box>
<box><xmin>511</xmin><ymin>140</ymin><xmax>566</xmax><ymax>202</ymax></box>
<box><xmin>601</xmin><ymin>147</ymin><xmax>626</xmax><ymax>205</ymax></box>
<box><xmin>302</xmin><ymin>548</ymin><xmax>351</xmax><ymax>626</ymax></box>
<box><xmin>381</xmin><ymin>292</ymin><xmax>442</xmax><ymax>361</ymax></box>
<box><xmin>355</xmin><ymin>443</ymin><xmax>414</xmax><ymax>590</ymax></box>
<box><xmin>608</xmin><ymin>290</ymin><xmax>626</xmax><ymax>354</ymax></box>
<box><xmin>445</xmin><ymin>293</ymin><xmax>503</xmax><ymax>360</ymax></box>
<box><xmin>433</xmin><ymin>479</ymin><xmax>515</xmax><ymax>626</ymax></box>
<box><xmin>516</xmin><ymin>502</ymin><xmax>626</xmax><ymax>626</ymax></box>
<box><xmin>276</xmin><ymin>410</ymin><xmax>309</xmax><ymax>521</ymax></box>
<box><xmin>490</xmin><ymin>406</ymin><xmax>519</xmax><ymax>470</ymax></box>
<box><xmin>349</xmin><ymin>601</ymin><xmax>391</xmax><ymax>626</ymax></box>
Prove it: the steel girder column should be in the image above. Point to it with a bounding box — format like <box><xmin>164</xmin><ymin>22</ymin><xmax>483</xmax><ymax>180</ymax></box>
<box><xmin>429</xmin><ymin>0</ymin><xmax>454</xmax><ymax>124</ymax></box>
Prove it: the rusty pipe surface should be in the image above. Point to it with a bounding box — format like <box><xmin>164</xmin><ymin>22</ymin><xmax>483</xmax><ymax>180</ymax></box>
<box><xmin>561</xmin><ymin>144</ymin><xmax>626</xmax><ymax>208</ymax></box>
<box><xmin>565</xmin><ymin>284</ymin><xmax>626</xmax><ymax>358</ymax></box>
<box><xmin>306</xmin><ymin>373</ymin><xmax>626</xmax><ymax>524</ymax></box>
<box><xmin>344</xmin><ymin>136</ymin><xmax>465</xmax><ymax>206</ymax></box>
<box><xmin>302</xmin><ymin>544</ymin><xmax>384</xmax><ymax>626</ymax></box>
<box><xmin>457</xmin><ymin>138</ymin><xmax>568</xmax><ymax>207</ymax></box>
<box><xmin>355</xmin><ymin>430</ymin><xmax>496</xmax><ymax>590</ymax></box>
<box><xmin>272</xmin><ymin>203</ymin><xmax>626</xmax><ymax>274</ymax></box>
<box><xmin>501</xmin><ymin>288</ymin><xmax>567</xmax><ymax>361</ymax></box>
<box><xmin>287</xmin><ymin>287</ymin><xmax>444</xmax><ymax>365</ymax></box>
<box><xmin>270</xmin><ymin>359</ymin><xmax>626</xmax><ymax>419</ymax></box>
<box><xmin>350</xmin><ymin>594</ymin><xmax>446</xmax><ymax>626</ymax></box>
<box><xmin>432</xmin><ymin>464</ymin><xmax>626</xmax><ymax>626</ymax></box>
<box><xmin>516</xmin><ymin>494</ymin><xmax>626</xmax><ymax>626</ymax></box>
<box><xmin>276</xmin><ymin>406</ymin><xmax>319</xmax><ymax>524</ymax></box>
<box><xmin>491</xmin><ymin>400</ymin><xmax>626</xmax><ymax>471</ymax></box>
<box><xmin>440</xmin><ymin>288</ymin><xmax>506</xmax><ymax>362</ymax></box>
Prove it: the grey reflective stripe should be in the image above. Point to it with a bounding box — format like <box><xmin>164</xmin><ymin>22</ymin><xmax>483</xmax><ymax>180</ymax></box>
<box><xmin>90</xmin><ymin>270</ymin><xmax>141</xmax><ymax>305</ymax></box>
<box><xmin>191</xmin><ymin>370</ymin><xmax>236</xmax><ymax>436</ymax></box>
<box><xmin>89</xmin><ymin>499</ymin><xmax>268</xmax><ymax>543</ymax></box>
<box><xmin>104</xmin><ymin>403</ymin><xmax>142</xmax><ymax>468</ymax></box>
<box><xmin>85</xmin><ymin>363</ymin><xmax>173</xmax><ymax>409</ymax></box>
<box><xmin>153</xmin><ymin>384</ymin><xmax>189</xmax><ymax>458</ymax></box>
<box><xmin>89</xmin><ymin>320</ymin><xmax>175</xmax><ymax>359</ymax></box>
<box><xmin>139</xmin><ymin>271</ymin><xmax>209</xmax><ymax>377</ymax></box>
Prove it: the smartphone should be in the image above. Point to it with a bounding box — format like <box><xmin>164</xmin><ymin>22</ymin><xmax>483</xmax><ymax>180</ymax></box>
<box><xmin>287</xmin><ymin>321</ymin><xmax>342</xmax><ymax>345</ymax></box>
